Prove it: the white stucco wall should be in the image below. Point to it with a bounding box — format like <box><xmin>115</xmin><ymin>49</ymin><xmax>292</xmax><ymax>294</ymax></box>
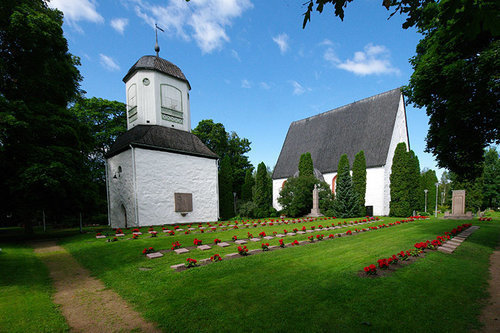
<box><xmin>273</xmin><ymin>166</ymin><xmax>387</xmax><ymax>216</ymax></box>
<box><xmin>125</xmin><ymin>70</ymin><xmax>190</xmax><ymax>132</ymax></box>
<box><xmin>383</xmin><ymin>95</ymin><xmax>409</xmax><ymax>215</ymax></box>
<box><xmin>107</xmin><ymin>149</ymin><xmax>137</xmax><ymax>228</ymax></box>
<box><xmin>107</xmin><ymin>148</ymin><xmax>218</xmax><ymax>227</ymax></box>
<box><xmin>272</xmin><ymin>178</ymin><xmax>287</xmax><ymax>211</ymax></box>
<box><xmin>364</xmin><ymin>167</ymin><xmax>385</xmax><ymax>216</ymax></box>
<box><xmin>134</xmin><ymin>148</ymin><xmax>218</xmax><ymax>225</ymax></box>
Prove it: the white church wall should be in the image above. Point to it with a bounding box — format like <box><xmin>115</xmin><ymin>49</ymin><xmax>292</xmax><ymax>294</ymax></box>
<box><xmin>365</xmin><ymin>167</ymin><xmax>385</xmax><ymax>216</ymax></box>
<box><xmin>323</xmin><ymin>172</ymin><xmax>337</xmax><ymax>193</ymax></box>
<box><xmin>323</xmin><ymin>170</ymin><xmax>383</xmax><ymax>216</ymax></box>
<box><xmin>272</xmin><ymin>178</ymin><xmax>287</xmax><ymax>211</ymax></box>
<box><xmin>383</xmin><ymin>95</ymin><xmax>409</xmax><ymax>216</ymax></box>
<box><xmin>135</xmin><ymin>148</ymin><xmax>218</xmax><ymax>225</ymax></box>
<box><xmin>107</xmin><ymin>150</ymin><xmax>137</xmax><ymax>228</ymax></box>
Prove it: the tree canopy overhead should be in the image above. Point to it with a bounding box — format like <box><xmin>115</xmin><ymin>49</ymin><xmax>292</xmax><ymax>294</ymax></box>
<box><xmin>302</xmin><ymin>0</ymin><xmax>499</xmax><ymax>180</ymax></box>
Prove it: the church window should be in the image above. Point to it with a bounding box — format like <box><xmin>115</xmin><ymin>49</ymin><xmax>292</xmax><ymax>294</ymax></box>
<box><xmin>332</xmin><ymin>175</ymin><xmax>337</xmax><ymax>194</ymax></box>
<box><xmin>160</xmin><ymin>84</ymin><xmax>183</xmax><ymax>124</ymax></box>
<box><xmin>282</xmin><ymin>180</ymin><xmax>287</xmax><ymax>189</ymax></box>
<box><xmin>127</xmin><ymin>84</ymin><xmax>137</xmax><ymax>122</ymax></box>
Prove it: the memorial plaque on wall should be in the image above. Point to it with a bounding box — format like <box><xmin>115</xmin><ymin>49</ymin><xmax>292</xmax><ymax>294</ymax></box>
<box><xmin>174</xmin><ymin>193</ymin><xmax>193</xmax><ymax>212</ymax></box>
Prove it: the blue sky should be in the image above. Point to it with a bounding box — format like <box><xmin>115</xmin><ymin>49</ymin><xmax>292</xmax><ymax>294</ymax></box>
<box><xmin>49</xmin><ymin>0</ymin><xmax>444</xmax><ymax>178</ymax></box>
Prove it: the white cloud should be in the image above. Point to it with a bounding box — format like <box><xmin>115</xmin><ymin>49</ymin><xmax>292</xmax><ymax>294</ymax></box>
<box><xmin>259</xmin><ymin>82</ymin><xmax>271</xmax><ymax>90</ymax></box>
<box><xmin>231</xmin><ymin>49</ymin><xmax>241</xmax><ymax>62</ymax></box>
<box><xmin>318</xmin><ymin>39</ymin><xmax>333</xmax><ymax>46</ymax></box>
<box><xmin>290</xmin><ymin>80</ymin><xmax>308</xmax><ymax>95</ymax></box>
<box><xmin>323</xmin><ymin>47</ymin><xmax>340</xmax><ymax>64</ymax></box>
<box><xmin>336</xmin><ymin>43</ymin><xmax>400</xmax><ymax>76</ymax></box>
<box><xmin>131</xmin><ymin>0</ymin><xmax>253</xmax><ymax>54</ymax></box>
<box><xmin>111</xmin><ymin>18</ymin><xmax>129</xmax><ymax>34</ymax></box>
<box><xmin>49</xmin><ymin>0</ymin><xmax>104</xmax><ymax>31</ymax></box>
<box><xmin>99</xmin><ymin>54</ymin><xmax>120</xmax><ymax>71</ymax></box>
<box><xmin>272</xmin><ymin>33</ymin><xmax>289</xmax><ymax>54</ymax></box>
<box><xmin>241</xmin><ymin>79</ymin><xmax>251</xmax><ymax>88</ymax></box>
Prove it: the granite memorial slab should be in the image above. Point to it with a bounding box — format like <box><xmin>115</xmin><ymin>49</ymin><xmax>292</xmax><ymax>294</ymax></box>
<box><xmin>146</xmin><ymin>252</ymin><xmax>164</xmax><ymax>259</ymax></box>
<box><xmin>171</xmin><ymin>263</ymin><xmax>187</xmax><ymax>271</ymax></box>
<box><xmin>174</xmin><ymin>248</ymin><xmax>189</xmax><ymax>254</ymax></box>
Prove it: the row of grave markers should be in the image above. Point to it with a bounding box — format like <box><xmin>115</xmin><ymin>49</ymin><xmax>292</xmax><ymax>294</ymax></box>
<box><xmin>156</xmin><ymin>218</ymin><xmax>429</xmax><ymax>271</ymax></box>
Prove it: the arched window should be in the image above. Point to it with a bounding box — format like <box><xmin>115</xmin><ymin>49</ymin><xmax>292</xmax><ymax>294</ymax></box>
<box><xmin>332</xmin><ymin>175</ymin><xmax>337</xmax><ymax>194</ymax></box>
<box><xmin>127</xmin><ymin>84</ymin><xmax>137</xmax><ymax>121</ymax></box>
<box><xmin>282</xmin><ymin>180</ymin><xmax>287</xmax><ymax>189</ymax></box>
<box><xmin>160</xmin><ymin>84</ymin><xmax>183</xmax><ymax>124</ymax></box>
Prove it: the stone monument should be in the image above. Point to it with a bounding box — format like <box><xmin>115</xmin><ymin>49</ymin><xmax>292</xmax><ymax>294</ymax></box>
<box><xmin>307</xmin><ymin>184</ymin><xmax>323</xmax><ymax>217</ymax></box>
<box><xmin>444</xmin><ymin>190</ymin><xmax>473</xmax><ymax>219</ymax></box>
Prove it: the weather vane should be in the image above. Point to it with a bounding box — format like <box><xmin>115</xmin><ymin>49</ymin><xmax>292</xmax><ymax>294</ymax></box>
<box><xmin>155</xmin><ymin>23</ymin><xmax>164</xmax><ymax>57</ymax></box>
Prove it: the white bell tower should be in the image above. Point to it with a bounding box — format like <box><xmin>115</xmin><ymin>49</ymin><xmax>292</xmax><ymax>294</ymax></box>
<box><xmin>122</xmin><ymin>54</ymin><xmax>191</xmax><ymax>132</ymax></box>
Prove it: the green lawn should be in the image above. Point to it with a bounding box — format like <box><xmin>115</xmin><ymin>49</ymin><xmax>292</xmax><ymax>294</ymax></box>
<box><xmin>0</xmin><ymin>243</ymin><xmax>69</xmax><ymax>333</ymax></box>
<box><xmin>1</xmin><ymin>215</ymin><xmax>499</xmax><ymax>332</ymax></box>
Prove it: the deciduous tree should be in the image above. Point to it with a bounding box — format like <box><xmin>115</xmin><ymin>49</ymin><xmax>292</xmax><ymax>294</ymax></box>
<box><xmin>302</xmin><ymin>0</ymin><xmax>499</xmax><ymax>179</ymax></box>
<box><xmin>0</xmin><ymin>0</ymin><xmax>91</xmax><ymax>231</ymax></box>
<box><xmin>193</xmin><ymin>119</ymin><xmax>252</xmax><ymax>197</ymax></box>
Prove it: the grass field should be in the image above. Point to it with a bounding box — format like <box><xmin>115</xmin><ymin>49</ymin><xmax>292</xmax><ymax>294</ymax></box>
<box><xmin>0</xmin><ymin>243</ymin><xmax>69</xmax><ymax>333</ymax></box>
<box><xmin>1</xmin><ymin>214</ymin><xmax>499</xmax><ymax>332</ymax></box>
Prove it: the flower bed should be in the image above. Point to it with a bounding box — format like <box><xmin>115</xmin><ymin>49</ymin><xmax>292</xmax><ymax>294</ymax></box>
<box><xmin>360</xmin><ymin>223</ymin><xmax>472</xmax><ymax>278</ymax></box>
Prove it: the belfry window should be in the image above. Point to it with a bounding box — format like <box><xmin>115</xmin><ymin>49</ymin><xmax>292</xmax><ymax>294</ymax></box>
<box><xmin>160</xmin><ymin>84</ymin><xmax>183</xmax><ymax>124</ymax></box>
<box><xmin>127</xmin><ymin>84</ymin><xmax>137</xmax><ymax>121</ymax></box>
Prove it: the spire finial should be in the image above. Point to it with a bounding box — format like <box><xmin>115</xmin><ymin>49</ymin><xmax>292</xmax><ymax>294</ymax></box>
<box><xmin>154</xmin><ymin>23</ymin><xmax>164</xmax><ymax>57</ymax></box>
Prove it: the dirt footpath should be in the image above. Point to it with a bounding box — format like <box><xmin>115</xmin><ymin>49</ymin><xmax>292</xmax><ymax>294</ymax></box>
<box><xmin>32</xmin><ymin>241</ymin><xmax>161</xmax><ymax>333</ymax></box>
<box><xmin>479</xmin><ymin>237</ymin><xmax>500</xmax><ymax>333</ymax></box>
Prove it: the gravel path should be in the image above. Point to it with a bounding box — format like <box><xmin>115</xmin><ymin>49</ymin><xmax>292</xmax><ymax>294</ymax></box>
<box><xmin>32</xmin><ymin>240</ymin><xmax>161</xmax><ymax>333</ymax></box>
<box><xmin>480</xmin><ymin>236</ymin><xmax>500</xmax><ymax>333</ymax></box>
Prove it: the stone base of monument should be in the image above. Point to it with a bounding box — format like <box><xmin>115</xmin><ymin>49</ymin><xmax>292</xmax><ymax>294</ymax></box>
<box><xmin>443</xmin><ymin>211</ymin><xmax>473</xmax><ymax>219</ymax></box>
<box><xmin>306</xmin><ymin>208</ymin><xmax>323</xmax><ymax>217</ymax></box>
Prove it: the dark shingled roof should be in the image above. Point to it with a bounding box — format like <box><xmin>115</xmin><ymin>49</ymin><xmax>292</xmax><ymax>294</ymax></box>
<box><xmin>122</xmin><ymin>55</ymin><xmax>191</xmax><ymax>89</ymax></box>
<box><xmin>272</xmin><ymin>88</ymin><xmax>406</xmax><ymax>179</ymax></box>
<box><xmin>106</xmin><ymin>125</ymin><xmax>218</xmax><ymax>159</ymax></box>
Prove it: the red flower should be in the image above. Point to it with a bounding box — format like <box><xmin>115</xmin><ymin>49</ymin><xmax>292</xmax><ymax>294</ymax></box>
<box><xmin>210</xmin><ymin>254</ymin><xmax>222</xmax><ymax>262</ymax></box>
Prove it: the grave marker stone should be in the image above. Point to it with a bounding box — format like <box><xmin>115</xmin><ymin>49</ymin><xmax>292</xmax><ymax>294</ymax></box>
<box><xmin>146</xmin><ymin>252</ymin><xmax>164</xmax><ymax>259</ymax></box>
<box><xmin>174</xmin><ymin>248</ymin><xmax>189</xmax><ymax>254</ymax></box>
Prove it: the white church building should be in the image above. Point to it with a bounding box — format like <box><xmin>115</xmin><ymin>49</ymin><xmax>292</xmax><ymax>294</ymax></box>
<box><xmin>272</xmin><ymin>88</ymin><xmax>409</xmax><ymax>216</ymax></box>
<box><xmin>106</xmin><ymin>55</ymin><xmax>219</xmax><ymax>228</ymax></box>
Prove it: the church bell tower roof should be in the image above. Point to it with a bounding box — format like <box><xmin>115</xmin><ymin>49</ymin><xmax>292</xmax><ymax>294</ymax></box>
<box><xmin>122</xmin><ymin>55</ymin><xmax>191</xmax><ymax>89</ymax></box>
